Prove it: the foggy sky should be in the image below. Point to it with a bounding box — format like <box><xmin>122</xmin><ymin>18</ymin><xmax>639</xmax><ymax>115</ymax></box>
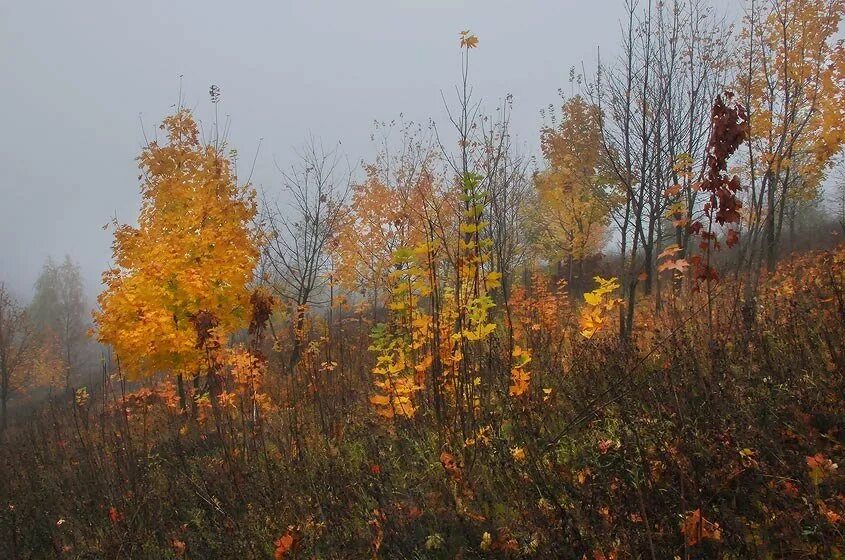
<box><xmin>0</xmin><ymin>1</ymin><xmax>735</xmax><ymax>303</ymax></box>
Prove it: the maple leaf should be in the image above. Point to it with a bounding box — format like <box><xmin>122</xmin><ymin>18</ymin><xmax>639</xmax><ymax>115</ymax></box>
<box><xmin>459</xmin><ymin>30</ymin><xmax>479</xmax><ymax>48</ymax></box>
<box><xmin>577</xmin><ymin>468</ymin><xmax>591</xmax><ymax>485</ymax></box>
<box><xmin>598</xmin><ymin>439</ymin><xmax>615</xmax><ymax>454</ymax></box>
<box><xmin>509</xmin><ymin>366</ymin><xmax>531</xmax><ymax>396</ymax></box>
<box><xmin>579</xmin><ymin>276</ymin><xmax>621</xmax><ymax>338</ymax></box>
<box><xmin>657</xmin><ymin>244</ymin><xmax>683</xmax><ymax>260</ymax></box>
<box><xmin>480</xmin><ymin>531</ymin><xmax>493</xmax><ymax>551</ymax></box>
<box><xmin>781</xmin><ymin>480</ymin><xmax>800</xmax><ymax>498</ymax></box>
<box><xmin>440</xmin><ymin>451</ymin><xmax>462</xmax><ymax>479</ymax></box>
<box><xmin>821</xmin><ymin>502</ymin><xmax>843</xmax><ymax>525</ymax></box>
<box><xmin>584</xmin><ymin>291</ymin><xmax>603</xmax><ymax>306</ymax></box>
<box><xmin>657</xmin><ymin>258</ymin><xmax>690</xmax><ymax>274</ymax></box>
<box><xmin>108</xmin><ymin>506</ymin><xmax>124</xmax><ymax>524</ymax></box>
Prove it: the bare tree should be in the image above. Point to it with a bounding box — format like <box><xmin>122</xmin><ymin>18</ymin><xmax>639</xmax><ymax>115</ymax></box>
<box><xmin>479</xmin><ymin>96</ymin><xmax>533</xmax><ymax>304</ymax></box>
<box><xmin>262</xmin><ymin>139</ymin><xmax>350</xmax><ymax>369</ymax></box>
<box><xmin>590</xmin><ymin>0</ymin><xmax>732</xmax><ymax>337</ymax></box>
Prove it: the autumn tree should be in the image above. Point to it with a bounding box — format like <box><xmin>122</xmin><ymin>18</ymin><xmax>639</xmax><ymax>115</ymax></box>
<box><xmin>0</xmin><ymin>284</ymin><xmax>35</xmax><ymax>431</ymax></box>
<box><xmin>333</xmin><ymin>120</ymin><xmax>437</xmax><ymax>317</ymax></box>
<box><xmin>737</xmin><ymin>0</ymin><xmax>845</xmax><ymax>280</ymax></box>
<box><xmin>94</xmin><ymin>108</ymin><xmax>258</xmax><ymax>402</ymax></box>
<box><xmin>29</xmin><ymin>255</ymin><xmax>88</xmax><ymax>388</ymax></box>
<box><xmin>532</xmin><ymin>95</ymin><xmax>610</xmax><ymax>287</ymax></box>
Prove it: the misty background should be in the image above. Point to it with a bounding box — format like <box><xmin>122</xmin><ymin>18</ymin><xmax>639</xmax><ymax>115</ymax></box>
<box><xmin>0</xmin><ymin>0</ymin><xmax>737</xmax><ymax>303</ymax></box>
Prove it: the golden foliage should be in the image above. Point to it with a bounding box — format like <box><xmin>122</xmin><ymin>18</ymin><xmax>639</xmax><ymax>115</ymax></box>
<box><xmin>533</xmin><ymin>96</ymin><xmax>609</xmax><ymax>264</ymax></box>
<box><xmin>739</xmin><ymin>0</ymin><xmax>845</xmax><ymax>199</ymax></box>
<box><xmin>94</xmin><ymin>109</ymin><xmax>258</xmax><ymax>379</ymax></box>
<box><xmin>579</xmin><ymin>276</ymin><xmax>621</xmax><ymax>339</ymax></box>
<box><xmin>508</xmin><ymin>345</ymin><xmax>531</xmax><ymax>397</ymax></box>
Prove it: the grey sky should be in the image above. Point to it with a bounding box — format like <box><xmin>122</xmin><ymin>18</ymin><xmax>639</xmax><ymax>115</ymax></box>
<box><xmin>0</xmin><ymin>1</ymin><xmax>736</xmax><ymax>302</ymax></box>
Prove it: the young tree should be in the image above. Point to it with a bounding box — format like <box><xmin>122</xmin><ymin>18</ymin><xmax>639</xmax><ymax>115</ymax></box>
<box><xmin>94</xmin><ymin>108</ymin><xmax>259</xmax><ymax>394</ymax></box>
<box><xmin>737</xmin><ymin>0</ymin><xmax>845</xmax><ymax>277</ymax></box>
<box><xmin>591</xmin><ymin>0</ymin><xmax>732</xmax><ymax>337</ymax></box>
<box><xmin>479</xmin><ymin>95</ymin><xmax>533</xmax><ymax>303</ymax></box>
<box><xmin>333</xmin><ymin>120</ymin><xmax>437</xmax><ymax>317</ymax></box>
<box><xmin>262</xmin><ymin>139</ymin><xmax>350</xmax><ymax>369</ymax></box>
<box><xmin>532</xmin><ymin>95</ymin><xmax>610</xmax><ymax>287</ymax></box>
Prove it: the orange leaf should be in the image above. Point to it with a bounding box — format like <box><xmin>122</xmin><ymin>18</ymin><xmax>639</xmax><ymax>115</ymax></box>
<box><xmin>658</xmin><ymin>258</ymin><xmax>690</xmax><ymax>274</ymax></box>
<box><xmin>807</xmin><ymin>453</ymin><xmax>838</xmax><ymax>485</ymax></box>
<box><xmin>108</xmin><ymin>506</ymin><xmax>124</xmax><ymax>524</ymax></box>
<box><xmin>657</xmin><ymin>244</ymin><xmax>682</xmax><ymax>260</ymax></box>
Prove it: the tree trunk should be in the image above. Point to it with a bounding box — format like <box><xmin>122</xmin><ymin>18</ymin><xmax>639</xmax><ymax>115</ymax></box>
<box><xmin>289</xmin><ymin>307</ymin><xmax>306</xmax><ymax>370</ymax></box>
<box><xmin>0</xmin><ymin>368</ymin><xmax>7</xmax><ymax>432</ymax></box>
<box><xmin>765</xmin><ymin>172</ymin><xmax>777</xmax><ymax>272</ymax></box>
<box><xmin>1</xmin><ymin>390</ymin><xmax>7</xmax><ymax>432</ymax></box>
<box><xmin>177</xmin><ymin>373</ymin><xmax>187</xmax><ymax>414</ymax></box>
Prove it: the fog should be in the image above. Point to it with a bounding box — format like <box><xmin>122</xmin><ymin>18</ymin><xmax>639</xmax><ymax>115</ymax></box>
<box><xmin>0</xmin><ymin>0</ymin><xmax>734</xmax><ymax>301</ymax></box>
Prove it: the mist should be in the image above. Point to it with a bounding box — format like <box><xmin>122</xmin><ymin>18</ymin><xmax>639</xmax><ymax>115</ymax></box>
<box><xmin>0</xmin><ymin>0</ymin><xmax>644</xmax><ymax>301</ymax></box>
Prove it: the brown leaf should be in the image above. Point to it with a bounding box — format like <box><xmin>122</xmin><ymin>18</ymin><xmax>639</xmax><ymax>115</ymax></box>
<box><xmin>680</xmin><ymin>509</ymin><xmax>722</xmax><ymax>546</ymax></box>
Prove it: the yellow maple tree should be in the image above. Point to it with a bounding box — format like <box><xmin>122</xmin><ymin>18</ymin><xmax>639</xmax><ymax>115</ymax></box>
<box><xmin>94</xmin><ymin>108</ymin><xmax>258</xmax><ymax>380</ymax></box>
<box><xmin>532</xmin><ymin>96</ymin><xmax>609</xmax><ymax>281</ymax></box>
